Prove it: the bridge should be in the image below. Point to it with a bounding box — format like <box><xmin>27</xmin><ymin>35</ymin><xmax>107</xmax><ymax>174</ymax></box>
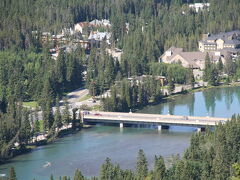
<box><xmin>82</xmin><ymin>111</ymin><xmax>228</xmax><ymax>132</ymax></box>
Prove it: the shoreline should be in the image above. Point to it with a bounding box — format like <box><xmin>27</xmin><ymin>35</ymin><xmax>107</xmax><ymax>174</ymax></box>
<box><xmin>165</xmin><ymin>82</ymin><xmax>240</xmax><ymax>99</ymax></box>
<box><xmin>0</xmin><ymin>125</ymin><xmax>93</xmax><ymax>166</ymax></box>
<box><xmin>1</xmin><ymin>82</ymin><xmax>239</xmax><ymax>166</ymax></box>
<box><xmin>133</xmin><ymin>81</ymin><xmax>240</xmax><ymax>112</ymax></box>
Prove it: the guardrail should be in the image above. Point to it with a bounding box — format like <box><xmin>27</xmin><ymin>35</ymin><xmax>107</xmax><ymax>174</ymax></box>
<box><xmin>82</xmin><ymin>111</ymin><xmax>228</xmax><ymax>127</ymax></box>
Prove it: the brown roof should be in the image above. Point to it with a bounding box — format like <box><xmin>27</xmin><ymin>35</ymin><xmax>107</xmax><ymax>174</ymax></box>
<box><xmin>161</xmin><ymin>46</ymin><xmax>222</xmax><ymax>69</ymax></box>
<box><xmin>179</xmin><ymin>51</ymin><xmax>220</xmax><ymax>62</ymax></box>
<box><xmin>160</xmin><ymin>46</ymin><xmax>183</xmax><ymax>61</ymax></box>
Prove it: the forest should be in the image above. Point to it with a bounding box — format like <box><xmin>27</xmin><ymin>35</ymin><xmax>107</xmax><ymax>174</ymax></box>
<box><xmin>1</xmin><ymin>0</ymin><xmax>240</xmax><ymax>174</ymax></box>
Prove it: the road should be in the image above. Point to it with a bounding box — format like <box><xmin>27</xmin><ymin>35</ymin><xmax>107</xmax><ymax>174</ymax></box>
<box><xmin>63</xmin><ymin>88</ymin><xmax>100</xmax><ymax>109</ymax></box>
<box><xmin>83</xmin><ymin>111</ymin><xmax>228</xmax><ymax>127</ymax></box>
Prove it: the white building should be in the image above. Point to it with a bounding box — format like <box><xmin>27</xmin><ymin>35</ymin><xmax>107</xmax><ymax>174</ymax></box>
<box><xmin>88</xmin><ymin>31</ymin><xmax>111</xmax><ymax>44</ymax></box>
<box><xmin>89</xmin><ymin>19</ymin><xmax>111</xmax><ymax>27</ymax></box>
<box><xmin>189</xmin><ymin>3</ymin><xmax>210</xmax><ymax>13</ymax></box>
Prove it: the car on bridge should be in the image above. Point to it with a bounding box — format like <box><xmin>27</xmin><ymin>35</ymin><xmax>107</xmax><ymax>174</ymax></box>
<box><xmin>83</xmin><ymin>111</ymin><xmax>90</xmax><ymax>115</ymax></box>
<box><xmin>94</xmin><ymin>113</ymin><xmax>102</xmax><ymax>116</ymax></box>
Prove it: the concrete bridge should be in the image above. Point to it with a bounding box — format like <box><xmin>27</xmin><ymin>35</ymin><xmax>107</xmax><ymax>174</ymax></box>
<box><xmin>82</xmin><ymin>111</ymin><xmax>228</xmax><ymax>132</ymax></box>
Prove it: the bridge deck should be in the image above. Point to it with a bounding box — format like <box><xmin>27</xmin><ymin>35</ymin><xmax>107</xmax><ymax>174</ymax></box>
<box><xmin>83</xmin><ymin>111</ymin><xmax>228</xmax><ymax>127</ymax></box>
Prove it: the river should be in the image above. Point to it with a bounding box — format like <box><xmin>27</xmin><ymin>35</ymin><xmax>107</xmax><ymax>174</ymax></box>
<box><xmin>1</xmin><ymin>86</ymin><xmax>240</xmax><ymax>180</ymax></box>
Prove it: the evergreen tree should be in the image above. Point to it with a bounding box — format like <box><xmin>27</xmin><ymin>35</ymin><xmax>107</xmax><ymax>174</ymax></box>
<box><xmin>9</xmin><ymin>167</ymin><xmax>17</xmax><ymax>180</ymax></box>
<box><xmin>168</xmin><ymin>77</ymin><xmax>175</xmax><ymax>95</ymax></box>
<box><xmin>50</xmin><ymin>174</ymin><xmax>54</xmax><ymax>180</ymax></box>
<box><xmin>224</xmin><ymin>55</ymin><xmax>236</xmax><ymax>76</ymax></box>
<box><xmin>54</xmin><ymin>104</ymin><xmax>62</xmax><ymax>131</ymax></box>
<box><xmin>217</xmin><ymin>58</ymin><xmax>224</xmax><ymax>72</ymax></box>
<box><xmin>136</xmin><ymin>149</ymin><xmax>148</xmax><ymax>180</ymax></box>
<box><xmin>62</xmin><ymin>101</ymin><xmax>70</xmax><ymax>125</ymax></box>
<box><xmin>189</xmin><ymin>69</ymin><xmax>195</xmax><ymax>88</ymax></box>
<box><xmin>34</xmin><ymin>119</ymin><xmax>40</xmax><ymax>134</ymax></box>
<box><xmin>203</xmin><ymin>53</ymin><xmax>212</xmax><ymax>82</ymax></box>
<box><xmin>152</xmin><ymin>155</ymin><xmax>166</xmax><ymax>180</ymax></box>
<box><xmin>100</xmin><ymin>157</ymin><xmax>114</xmax><ymax>180</ymax></box>
<box><xmin>74</xmin><ymin>169</ymin><xmax>84</xmax><ymax>180</ymax></box>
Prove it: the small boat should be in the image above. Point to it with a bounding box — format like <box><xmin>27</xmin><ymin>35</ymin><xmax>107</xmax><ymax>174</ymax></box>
<box><xmin>43</xmin><ymin>161</ymin><xmax>51</xmax><ymax>168</ymax></box>
<box><xmin>0</xmin><ymin>174</ymin><xmax>6</xmax><ymax>177</ymax></box>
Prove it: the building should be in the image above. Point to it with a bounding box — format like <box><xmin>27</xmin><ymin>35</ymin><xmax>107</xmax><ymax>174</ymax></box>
<box><xmin>88</xmin><ymin>31</ymin><xmax>111</xmax><ymax>47</ymax></box>
<box><xmin>74</xmin><ymin>22</ymin><xmax>89</xmax><ymax>34</ymax></box>
<box><xmin>159</xmin><ymin>46</ymin><xmax>223</xmax><ymax>70</ymax></box>
<box><xmin>199</xmin><ymin>30</ymin><xmax>240</xmax><ymax>52</ymax></box>
<box><xmin>89</xmin><ymin>19</ymin><xmax>111</xmax><ymax>27</ymax></box>
<box><xmin>106</xmin><ymin>48</ymin><xmax>123</xmax><ymax>61</ymax></box>
<box><xmin>127</xmin><ymin>75</ymin><xmax>167</xmax><ymax>86</ymax></box>
<box><xmin>189</xmin><ymin>3</ymin><xmax>210</xmax><ymax>13</ymax></box>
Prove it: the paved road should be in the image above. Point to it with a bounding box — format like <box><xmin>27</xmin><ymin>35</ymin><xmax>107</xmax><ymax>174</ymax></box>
<box><xmin>83</xmin><ymin>111</ymin><xmax>228</xmax><ymax>127</ymax></box>
<box><xmin>66</xmin><ymin>88</ymin><xmax>89</xmax><ymax>103</ymax></box>
<box><xmin>63</xmin><ymin>88</ymin><xmax>100</xmax><ymax>109</ymax></box>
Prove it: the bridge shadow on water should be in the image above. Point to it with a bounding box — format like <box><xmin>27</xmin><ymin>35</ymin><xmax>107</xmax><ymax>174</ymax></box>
<box><xmin>84</xmin><ymin>122</ymin><xmax>208</xmax><ymax>133</ymax></box>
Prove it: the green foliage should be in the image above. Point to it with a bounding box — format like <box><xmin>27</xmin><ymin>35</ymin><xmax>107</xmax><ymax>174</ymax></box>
<box><xmin>102</xmin><ymin>77</ymin><xmax>163</xmax><ymax>112</ymax></box>
<box><xmin>149</xmin><ymin>63</ymin><xmax>190</xmax><ymax>84</ymax></box>
<box><xmin>136</xmin><ymin>149</ymin><xmax>148</xmax><ymax>180</ymax></box>
<box><xmin>86</xmin><ymin>49</ymin><xmax>117</xmax><ymax>96</ymax></box>
<box><xmin>152</xmin><ymin>155</ymin><xmax>166</xmax><ymax>180</ymax></box>
<box><xmin>203</xmin><ymin>53</ymin><xmax>219</xmax><ymax>86</ymax></box>
<box><xmin>232</xmin><ymin>163</ymin><xmax>240</xmax><ymax>180</ymax></box>
<box><xmin>9</xmin><ymin>167</ymin><xmax>17</xmax><ymax>180</ymax></box>
<box><xmin>74</xmin><ymin>169</ymin><xmax>84</xmax><ymax>180</ymax></box>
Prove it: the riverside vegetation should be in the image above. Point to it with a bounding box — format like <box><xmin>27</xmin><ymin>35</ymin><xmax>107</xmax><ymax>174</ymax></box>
<box><xmin>4</xmin><ymin>115</ymin><xmax>240</xmax><ymax>180</ymax></box>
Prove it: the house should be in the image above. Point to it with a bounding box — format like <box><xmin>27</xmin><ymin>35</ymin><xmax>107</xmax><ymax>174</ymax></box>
<box><xmin>106</xmin><ymin>48</ymin><xmax>123</xmax><ymax>61</ymax></box>
<box><xmin>199</xmin><ymin>30</ymin><xmax>240</xmax><ymax>52</ymax></box>
<box><xmin>189</xmin><ymin>3</ymin><xmax>210</xmax><ymax>13</ymax></box>
<box><xmin>74</xmin><ymin>22</ymin><xmax>89</xmax><ymax>34</ymax></box>
<box><xmin>89</xmin><ymin>19</ymin><xmax>111</xmax><ymax>28</ymax></box>
<box><xmin>88</xmin><ymin>31</ymin><xmax>111</xmax><ymax>47</ymax></box>
<box><xmin>159</xmin><ymin>46</ymin><xmax>224</xmax><ymax>70</ymax></box>
<box><xmin>128</xmin><ymin>75</ymin><xmax>167</xmax><ymax>86</ymax></box>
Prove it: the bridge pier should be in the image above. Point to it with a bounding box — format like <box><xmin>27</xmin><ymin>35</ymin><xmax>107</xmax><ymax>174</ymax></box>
<box><xmin>120</xmin><ymin>122</ymin><xmax>124</xmax><ymax>128</ymax></box>
<box><xmin>158</xmin><ymin>125</ymin><xmax>169</xmax><ymax>131</ymax></box>
<box><xmin>197</xmin><ymin>127</ymin><xmax>205</xmax><ymax>132</ymax></box>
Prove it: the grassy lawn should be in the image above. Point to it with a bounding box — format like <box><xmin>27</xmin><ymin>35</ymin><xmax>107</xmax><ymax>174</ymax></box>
<box><xmin>39</xmin><ymin>120</ymin><xmax>44</xmax><ymax>132</ymax></box>
<box><xmin>91</xmin><ymin>105</ymin><xmax>102</xmax><ymax>111</ymax></box>
<box><xmin>79</xmin><ymin>94</ymin><xmax>91</xmax><ymax>102</ymax></box>
<box><xmin>23</xmin><ymin>101</ymin><xmax>38</xmax><ymax>108</ymax></box>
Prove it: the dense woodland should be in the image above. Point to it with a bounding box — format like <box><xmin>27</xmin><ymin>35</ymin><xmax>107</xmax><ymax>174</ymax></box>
<box><xmin>1</xmin><ymin>0</ymin><xmax>240</xmax><ymax>176</ymax></box>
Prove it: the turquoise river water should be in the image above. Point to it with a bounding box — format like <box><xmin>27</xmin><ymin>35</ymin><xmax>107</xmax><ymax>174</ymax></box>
<box><xmin>1</xmin><ymin>86</ymin><xmax>240</xmax><ymax>180</ymax></box>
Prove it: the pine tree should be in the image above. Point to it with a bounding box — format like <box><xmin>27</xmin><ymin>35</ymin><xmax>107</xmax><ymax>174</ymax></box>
<box><xmin>168</xmin><ymin>77</ymin><xmax>175</xmax><ymax>95</ymax></box>
<box><xmin>74</xmin><ymin>169</ymin><xmax>84</xmax><ymax>180</ymax></box>
<box><xmin>217</xmin><ymin>58</ymin><xmax>224</xmax><ymax>72</ymax></box>
<box><xmin>203</xmin><ymin>53</ymin><xmax>212</xmax><ymax>82</ymax></box>
<box><xmin>50</xmin><ymin>174</ymin><xmax>54</xmax><ymax>180</ymax></box>
<box><xmin>62</xmin><ymin>100</ymin><xmax>70</xmax><ymax>125</ymax></box>
<box><xmin>153</xmin><ymin>155</ymin><xmax>166</xmax><ymax>180</ymax></box>
<box><xmin>54</xmin><ymin>104</ymin><xmax>62</xmax><ymax>131</ymax></box>
<box><xmin>100</xmin><ymin>157</ymin><xmax>114</xmax><ymax>180</ymax></box>
<box><xmin>224</xmin><ymin>54</ymin><xmax>236</xmax><ymax>76</ymax></box>
<box><xmin>189</xmin><ymin>69</ymin><xmax>195</xmax><ymax>88</ymax></box>
<box><xmin>34</xmin><ymin>119</ymin><xmax>40</xmax><ymax>134</ymax></box>
<box><xmin>9</xmin><ymin>167</ymin><xmax>17</xmax><ymax>180</ymax></box>
<box><xmin>136</xmin><ymin>149</ymin><xmax>148</xmax><ymax>180</ymax></box>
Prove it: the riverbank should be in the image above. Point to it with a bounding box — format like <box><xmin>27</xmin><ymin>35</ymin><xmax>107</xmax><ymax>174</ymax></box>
<box><xmin>0</xmin><ymin>124</ymin><xmax>85</xmax><ymax>166</ymax></box>
<box><xmin>133</xmin><ymin>81</ymin><xmax>240</xmax><ymax>112</ymax></box>
<box><xmin>164</xmin><ymin>81</ymin><xmax>240</xmax><ymax>100</ymax></box>
<box><xmin>2</xmin><ymin>82</ymin><xmax>239</xmax><ymax>166</ymax></box>
<box><xmin>2</xmin><ymin>85</ymin><xmax>240</xmax><ymax>179</ymax></box>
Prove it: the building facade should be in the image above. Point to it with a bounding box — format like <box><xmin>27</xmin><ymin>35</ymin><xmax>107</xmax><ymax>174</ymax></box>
<box><xmin>199</xmin><ymin>30</ymin><xmax>240</xmax><ymax>52</ymax></box>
